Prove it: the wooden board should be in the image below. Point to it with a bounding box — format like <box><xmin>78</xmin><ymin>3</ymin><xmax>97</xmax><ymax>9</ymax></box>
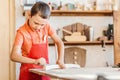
<box><xmin>29</xmin><ymin>68</ymin><xmax>120</xmax><ymax>80</ymax></box>
<box><xmin>64</xmin><ymin>47</ymin><xmax>86</xmax><ymax>67</ymax></box>
<box><xmin>113</xmin><ymin>11</ymin><xmax>120</xmax><ymax>64</ymax></box>
<box><xmin>62</xmin><ymin>23</ymin><xmax>90</xmax><ymax>41</ymax></box>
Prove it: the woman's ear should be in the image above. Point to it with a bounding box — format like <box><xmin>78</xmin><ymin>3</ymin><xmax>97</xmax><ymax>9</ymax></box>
<box><xmin>25</xmin><ymin>10</ymin><xmax>31</xmax><ymax>20</ymax></box>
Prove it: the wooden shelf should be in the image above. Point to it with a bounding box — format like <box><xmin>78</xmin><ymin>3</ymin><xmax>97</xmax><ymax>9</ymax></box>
<box><xmin>49</xmin><ymin>41</ymin><xmax>113</xmax><ymax>46</ymax></box>
<box><xmin>23</xmin><ymin>5</ymin><xmax>113</xmax><ymax>16</ymax></box>
<box><xmin>51</xmin><ymin>10</ymin><xmax>113</xmax><ymax>16</ymax></box>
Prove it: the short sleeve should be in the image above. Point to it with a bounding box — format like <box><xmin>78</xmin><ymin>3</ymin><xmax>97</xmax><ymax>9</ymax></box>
<box><xmin>14</xmin><ymin>30</ymin><xmax>23</xmax><ymax>46</ymax></box>
<box><xmin>47</xmin><ymin>24</ymin><xmax>56</xmax><ymax>36</ymax></box>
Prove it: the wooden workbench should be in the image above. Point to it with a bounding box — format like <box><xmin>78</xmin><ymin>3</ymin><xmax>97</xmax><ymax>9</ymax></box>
<box><xmin>29</xmin><ymin>67</ymin><xmax>120</xmax><ymax>80</ymax></box>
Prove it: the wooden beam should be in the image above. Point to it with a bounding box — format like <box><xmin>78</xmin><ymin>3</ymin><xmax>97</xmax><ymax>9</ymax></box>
<box><xmin>51</xmin><ymin>10</ymin><xmax>113</xmax><ymax>16</ymax></box>
<box><xmin>113</xmin><ymin>10</ymin><xmax>120</xmax><ymax>64</ymax></box>
<box><xmin>9</xmin><ymin>0</ymin><xmax>16</xmax><ymax>80</ymax></box>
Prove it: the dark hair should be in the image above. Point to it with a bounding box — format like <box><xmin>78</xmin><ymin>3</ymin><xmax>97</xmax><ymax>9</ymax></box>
<box><xmin>31</xmin><ymin>1</ymin><xmax>51</xmax><ymax>19</ymax></box>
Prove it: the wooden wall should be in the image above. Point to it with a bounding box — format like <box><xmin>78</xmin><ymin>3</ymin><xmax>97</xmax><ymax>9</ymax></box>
<box><xmin>114</xmin><ymin>11</ymin><xmax>120</xmax><ymax>64</ymax></box>
<box><xmin>0</xmin><ymin>0</ymin><xmax>15</xmax><ymax>80</ymax></box>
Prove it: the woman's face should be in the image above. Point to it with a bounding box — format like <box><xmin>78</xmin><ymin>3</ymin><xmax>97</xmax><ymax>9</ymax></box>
<box><xmin>29</xmin><ymin>14</ymin><xmax>48</xmax><ymax>30</ymax></box>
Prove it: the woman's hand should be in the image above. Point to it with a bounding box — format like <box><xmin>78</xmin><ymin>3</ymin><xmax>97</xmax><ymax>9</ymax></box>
<box><xmin>35</xmin><ymin>57</ymin><xmax>46</xmax><ymax>66</ymax></box>
<box><xmin>56</xmin><ymin>60</ymin><xmax>65</xmax><ymax>69</ymax></box>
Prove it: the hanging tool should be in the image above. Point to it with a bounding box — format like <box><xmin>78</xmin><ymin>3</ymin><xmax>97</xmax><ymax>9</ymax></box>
<box><xmin>101</xmin><ymin>40</ymin><xmax>106</xmax><ymax>51</ymax></box>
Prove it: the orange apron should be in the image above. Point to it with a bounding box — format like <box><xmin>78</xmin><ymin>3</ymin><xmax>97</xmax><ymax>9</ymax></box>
<box><xmin>19</xmin><ymin>29</ymin><xmax>50</xmax><ymax>80</ymax></box>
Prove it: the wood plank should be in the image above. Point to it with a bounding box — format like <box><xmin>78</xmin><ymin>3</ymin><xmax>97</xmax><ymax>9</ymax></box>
<box><xmin>0</xmin><ymin>0</ymin><xmax>10</xmax><ymax>80</ymax></box>
<box><xmin>51</xmin><ymin>10</ymin><xmax>113</xmax><ymax>16</ymax></box>
<box><xmin>9</xmin><ymin>0</ymin><xmax>16</xmax><ymax>80</ymax></box>
<box><xmin>23</xmin><ymin>10</ymin><xmax>113</xmax><ymax>16</ymax></box>
<box><xmin>113</xmin><ymin>11</ymin><xmax>120</xmax><ymax>64</ymax></box>
<box><xmin>49</xmin><ymin>41</ymin><xmax>113</xmax><ymax>46</ymax></box>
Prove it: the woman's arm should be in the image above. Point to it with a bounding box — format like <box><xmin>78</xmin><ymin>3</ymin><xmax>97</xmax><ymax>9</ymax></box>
<box><xmin>50</xmin><ymin>33</ymin><xmax>65</xmax><ymax>68</ymax></box>
<box><xmin>10</xmin><ymin>45</ymin><xmax>37</xmax><ymax>64</ymax></box>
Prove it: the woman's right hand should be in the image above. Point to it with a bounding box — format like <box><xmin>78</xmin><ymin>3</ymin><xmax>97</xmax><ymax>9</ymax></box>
<box><xmin>35</xmin><ymin>57</ymin><xmax>46</xmax><ymax>66</ymax></box>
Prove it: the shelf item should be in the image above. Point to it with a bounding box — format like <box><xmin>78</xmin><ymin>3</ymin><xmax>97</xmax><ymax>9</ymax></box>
<box><xmin>61</xmin><ymin>22</ymin><xmax>96</xmax><ymax>42</ymax></box>
<box><xmin>49</xmin><ymin>41</ymin><xmax>113</xmax><ymax>46</ymax></box>
<box><xmin>64</xmin><ymin>34</ymin><xmax>87</xmax><ymax>42</ymax></box>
